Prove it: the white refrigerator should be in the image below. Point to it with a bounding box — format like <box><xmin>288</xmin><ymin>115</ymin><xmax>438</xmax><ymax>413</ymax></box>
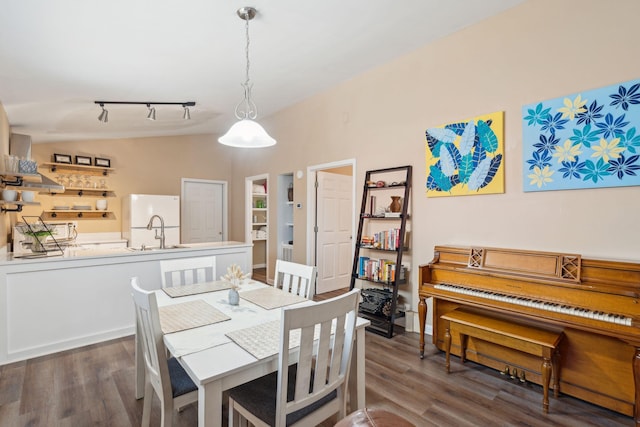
<box><xmin>122</xmin><ymin>194</ymin><xmax>180</xmax><ymax>249</ymax></box>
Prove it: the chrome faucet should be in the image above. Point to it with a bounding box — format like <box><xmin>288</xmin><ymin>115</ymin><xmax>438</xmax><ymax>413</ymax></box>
<box><xmin>146</xmin><ymin>215</ymin><xmax>166</xmax><ymax>249</ymax></box>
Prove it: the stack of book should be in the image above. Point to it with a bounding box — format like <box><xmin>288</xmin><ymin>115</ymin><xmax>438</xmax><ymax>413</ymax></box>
<box><xmin>360</xmin><ymin>228</ymin><xmax>404</xmax><ymax>250</ymax></box>
<box><xmin>357</xmin><ymin>256</ymin><xmax>405</xmax><ymax>283</ymax></box>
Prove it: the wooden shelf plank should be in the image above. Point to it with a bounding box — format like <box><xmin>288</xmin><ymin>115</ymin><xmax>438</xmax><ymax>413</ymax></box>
<box><xmin>42</xmin><ymin>210</ymin><xmax>116</xmax><ymax>220</ymax></box>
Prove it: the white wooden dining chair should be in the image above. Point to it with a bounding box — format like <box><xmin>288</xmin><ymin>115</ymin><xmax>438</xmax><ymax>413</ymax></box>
<box><xmin>228</xmin><ymin>288</ymin><xmax>360</xmax><ymax>427</ymax></box>
<box><xmin>130</xmin><ymin>277</ymin><xmax>198</xmax><ymax>427</ymax></box>
<box><xmin>159</xmin><ymin>256</ymin><xmax>216</xmax><ymax>288</ymax></box>
<box><xmin>273</xmin><ymin>259</ymin><xmax>317</xmax><ymax>299</ymax></box>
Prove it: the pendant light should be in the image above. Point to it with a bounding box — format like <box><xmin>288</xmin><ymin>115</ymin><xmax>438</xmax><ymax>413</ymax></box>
<box><xmin>218</xmin><ymin>7</ymin><xmax>276</xmax><ymax>148</ymax></box>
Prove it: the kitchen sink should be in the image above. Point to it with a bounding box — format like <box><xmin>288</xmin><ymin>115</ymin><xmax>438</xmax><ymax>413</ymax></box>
<box><xmin>127</xmin><ymin>244</ymin><xmax>186</xmax><ymax>251</ymax></box>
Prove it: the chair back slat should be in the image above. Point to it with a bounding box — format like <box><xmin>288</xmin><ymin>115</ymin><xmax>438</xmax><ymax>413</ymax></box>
<box><xmin>328</xmin><ymin>313</ymin><xmax>347</xmax><ymax>384</ymax></box>
<box><xmin>160</xmin><ymin>256</ymin><xmax>216</xmax><ymax>288</ymax></box>
<box><xmin>274</xmin><ymin>259</ymin><xmax>317</xmax><ymax>299</ymax></box>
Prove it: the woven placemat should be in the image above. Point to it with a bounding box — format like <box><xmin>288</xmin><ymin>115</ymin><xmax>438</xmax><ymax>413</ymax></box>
<box><xmin>239</xmin><ymin>287</ymin><xmax>308</xmax><ymax>310</ymax></box>
<box><xmin>162</xmin><ymin>281</ymin><xmax>232</xmax><ymax>298</ymax></box>
<box><xmin>226</xmin><ymin>320</ymin><xmax>332</xmax><ymax>360</ymax></box>
<box><xmin>159</xmin><ymin>299</ymin><xmax>230</xmax><ymax>334</ymax></box>
<box><xmin>225</xmin><ymin>320</ymin><xmax>297</xmax><ymax>359</ymax></box>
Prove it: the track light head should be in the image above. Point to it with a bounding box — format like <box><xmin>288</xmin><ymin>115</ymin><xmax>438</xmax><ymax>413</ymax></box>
<box><xmin>98</xmin><ymin>103</ymin><xmax>108</xmax><ymax>123</ymax></box>
<box><xmin>146</xmin><ymin>104</ymin><xmax>156</xmax><ymax>121</ymax></box>
<box><xmin>183</xmin><ymin>105</ymin><xmax>191</xmax><ymax>120</ymax></box>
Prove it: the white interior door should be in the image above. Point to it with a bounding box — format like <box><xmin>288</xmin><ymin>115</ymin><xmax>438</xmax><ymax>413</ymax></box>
<box><xmin>181</xmin><ymin>179</ymin><xmax>227</xmax><ymax>243</ymax></box>
<box><xmin>316</xmin><ymin>171</ymin><xmax>353</xmax><ymax>294</ymax></box>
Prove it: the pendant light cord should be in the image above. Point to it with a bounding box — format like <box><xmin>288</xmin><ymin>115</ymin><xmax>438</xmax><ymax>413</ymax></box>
<box><xmin>235</xmin><ymin>10</ymin><xmax>258</xmax><ymax>120</ymax></box>
<box><xmin>244</xmin><ymin>12</ymin><xmax>251</xmax><ymax>89</ymax></box>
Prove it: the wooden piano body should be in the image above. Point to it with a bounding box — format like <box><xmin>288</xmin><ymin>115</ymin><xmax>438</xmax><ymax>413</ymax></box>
<box><xmin>418</xmin><ymin>245</ymin><xmax>640</xmax><ymax>424</ymax></box>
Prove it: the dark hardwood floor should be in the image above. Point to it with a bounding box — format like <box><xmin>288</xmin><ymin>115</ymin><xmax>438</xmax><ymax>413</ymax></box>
<box><xmin>0</xmin><ymin>288</ymin><xmax>634</xmax><ymax>426</ymax></box>
<box><xmin>252</xmin><ymin>267</ymin><xmax>268</xmax><ymax>284</ymax></box>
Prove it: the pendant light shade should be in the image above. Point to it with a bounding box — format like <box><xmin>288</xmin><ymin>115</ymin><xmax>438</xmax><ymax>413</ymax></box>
<box><xmin>218</xmin><ymin>6</ymin><xmax>276</xmax><ymax>148</ymax></box>
<box><xmin>218</xmin><ymin>119</ymin><xmax>276</xmax><ymax>148</ymax></box>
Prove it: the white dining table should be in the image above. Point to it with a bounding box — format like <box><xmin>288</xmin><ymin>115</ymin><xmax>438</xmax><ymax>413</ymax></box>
<box><xmin>134</xmin><ymin>281</ymin><xmax>370</xmax><ymax>427</ymax></box>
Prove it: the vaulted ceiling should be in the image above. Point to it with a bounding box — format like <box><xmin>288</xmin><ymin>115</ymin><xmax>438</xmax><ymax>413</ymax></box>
<box><xmin>0</xmin><ymin>0</ymin><xmax>524</xmax><ymax>143</ymax></box>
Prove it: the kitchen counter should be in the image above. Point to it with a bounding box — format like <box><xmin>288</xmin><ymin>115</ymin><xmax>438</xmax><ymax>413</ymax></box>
<box><xmin>0</xmin><ymin>241</ymin><xmax>252</xmax><ymax>365</ymax></box>
<box><xmin>0</xmin><ymin>240</ymin><xmax>249</xmax><ymax>265</ymax></box>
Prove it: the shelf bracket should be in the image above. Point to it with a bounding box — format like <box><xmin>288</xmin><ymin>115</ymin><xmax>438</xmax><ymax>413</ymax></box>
<box><xmin>1</xmin><ymin>204</ymin><xmax>24</xmax><ymax>213</ymax></box>
<box><xmin>1</xmin><ymin>176</ymin><xmax>24</xmax><ymax>186</ymax></box>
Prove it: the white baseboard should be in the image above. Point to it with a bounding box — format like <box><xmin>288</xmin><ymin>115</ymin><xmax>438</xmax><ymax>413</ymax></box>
<box><xmin>407</xmin><ymin>310</ymin><xmax>433</xmax><ymax>336</ymax></box>
<box><xmin>4</xmin><ymin>326</ymin><xmax>134</xmax><ymax>366</ymax></box>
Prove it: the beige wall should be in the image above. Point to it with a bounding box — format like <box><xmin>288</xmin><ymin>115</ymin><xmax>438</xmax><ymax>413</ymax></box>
<box><xmin>227</xmin><ymin>0</ymin><xmax>640</xmax><ymax>305</ymax></box>
<box><xmin>3</xmin><ymin>0</ymin><xmax>640</xmax><ymax>308</ymax></box>
<box><xmin>26</xmin><ymin>134</ymin><xmax>234</xmax><ymax>234</ymax></box>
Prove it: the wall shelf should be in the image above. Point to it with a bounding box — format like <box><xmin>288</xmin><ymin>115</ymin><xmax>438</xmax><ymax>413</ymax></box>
<box><xmin>0</xmin><ymin>170</ymin><xmax>42</xmax><ymax>188</ymax></box>
<box><xmin>41</xmin><ymin>162</ymin><xmax>114</xmax><ymax>176</ymax></box>
<box><xmin>38</xmin><ymin>161</ymin><xmax>116</xmax><ymax>219</ymax></box>
<box><xmin>51</xmin><ymin>187</ymin><xmax>115</xmax><ymax>197</ymax></box>
<box><xmin>0</xmin><ymin>200</ymin><xmax>40</xmax><ymax>213</ymax></box>
<box><xmin>42</xmin><ymin>210</ymin><xmax>115</xmax><ymax>220</ymax></box>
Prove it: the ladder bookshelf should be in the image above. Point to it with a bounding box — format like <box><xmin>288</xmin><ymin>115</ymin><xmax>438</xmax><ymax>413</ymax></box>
<box><xmin>350</xmin><ymin>165</ymin><xmax>412</xmax><ymax>337</ymax></box>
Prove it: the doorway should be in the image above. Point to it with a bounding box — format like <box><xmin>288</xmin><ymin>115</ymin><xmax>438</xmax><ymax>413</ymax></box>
<box><xmin>306</xmin><ymin>159</ymin><xmax>356</xmax><ymax>294</ymax></box>
<box><xmin>246</xmin><ymin>174</ymin><xmax>269</xmax><ymax>281</ymax></box>
<box><xmin>181</xmin><ymin>178</ymin><xmax>227</xmax><ymax>243</ymax></box>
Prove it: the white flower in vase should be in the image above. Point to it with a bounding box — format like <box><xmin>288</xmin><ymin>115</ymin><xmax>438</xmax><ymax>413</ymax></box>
<box><xmin>221</xmin><ymin>264</ymin><xmax>249</xmax><ymax>305</ymax></box>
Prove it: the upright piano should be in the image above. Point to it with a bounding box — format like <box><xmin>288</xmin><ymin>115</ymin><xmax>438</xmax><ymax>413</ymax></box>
<box><xmin>418</xmin><ymin>245</ymin><xmax>640</xmax><ymax>424</ymax></box>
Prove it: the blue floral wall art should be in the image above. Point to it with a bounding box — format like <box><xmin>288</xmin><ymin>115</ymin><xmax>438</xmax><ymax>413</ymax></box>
<box><xmin>522</xmin><ymin>78</ymin><xmax>640</xmax><ymax>192</ymax></box>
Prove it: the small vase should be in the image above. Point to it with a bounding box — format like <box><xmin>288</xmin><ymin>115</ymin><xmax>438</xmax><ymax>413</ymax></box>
<box><xmin>228</xmin><ymin>288</ymin><xmax>240</xmax><ymax>305</ymax></box>
<box><xmin>390</xmin><ymin>196</ymin><xmax>402</xmax><ymax>213</ymax></box>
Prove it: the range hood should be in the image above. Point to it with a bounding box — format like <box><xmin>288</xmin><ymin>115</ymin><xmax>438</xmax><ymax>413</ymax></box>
<box><xmin>20</xmin><ymin>173</ymin><xmax>65</xmax><ymax>193</ymax></box>
<box><xmin>8</xmin><ymin>133</ymin><xmax>65</xmax><ymax>193</ymax></box>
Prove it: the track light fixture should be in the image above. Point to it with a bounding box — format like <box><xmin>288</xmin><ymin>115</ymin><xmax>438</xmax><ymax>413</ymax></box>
<box><xmin>94</xmin><ymin>101</ymin><xmax>195</xmax><ymax>122</ymax></box>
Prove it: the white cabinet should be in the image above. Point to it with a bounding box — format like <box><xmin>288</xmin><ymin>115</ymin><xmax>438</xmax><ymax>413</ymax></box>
<box><xmin>0</xmin><ymin>242</ymin><xmax>252</xmax><ymax>364</ymax></box>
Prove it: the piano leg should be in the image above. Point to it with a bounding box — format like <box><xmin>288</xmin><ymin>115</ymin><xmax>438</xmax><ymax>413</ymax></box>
<box><xmin>542</xmin><ymin>356</ymin><xmax>552</xmax><ymax>414</ymax></box>
<box><xmin>552</xmin><ymin>350</ymin><xmax>560</xmax><ymax>398</ymax></box>
<box><xmin>634</xmin><ymin>347</ymin><xmax>640</xmax><ymax>426</ymax></box>
<box><xmin>460</xmin><ymin>334</ymin><xmax>468</xmax><ymax>364</ymax></box>
<box><xmin>444</xmin><ymin>326</ymin><xmax>451</xmax><ymax>373</ymax></box>
<box><xmin>419</xmin><ymin>296</ymin><xmax>427</xmax><ymax>358</ymax></box>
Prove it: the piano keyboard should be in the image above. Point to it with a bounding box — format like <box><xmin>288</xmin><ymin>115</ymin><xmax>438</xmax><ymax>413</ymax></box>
<box><xmin>434</xmin><ymin>283</ymin><xmax>632</xmax><ymax>326</ymax></box>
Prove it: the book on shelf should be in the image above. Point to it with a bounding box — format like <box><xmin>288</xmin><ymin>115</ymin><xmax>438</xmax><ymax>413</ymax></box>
<box><xmin>359</xmin><ymin>228</ymin><xmax>407</xmax><ymax>251</ymax></box>
<box><xmin>357</xmin><ymin>256</ymin><xmax>406</xmax><ymax>283</ymax></box>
